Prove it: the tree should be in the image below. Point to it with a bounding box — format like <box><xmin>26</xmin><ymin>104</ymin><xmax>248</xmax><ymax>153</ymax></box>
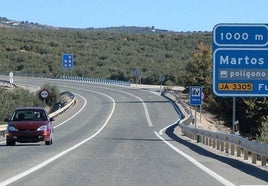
<box><xmin>239</xmin><ymin>98</ymin><xmax>268</xmax><ymax>138</ymax></box>
<box><xmin>257</xmin><ymin>121</ymin><xmax>268</xmax><ymax>144</ymax></box>
<box><xmin>183</xmin><ymin>42</ymin><xmax>214</xmax><ymax>108</ymax></box>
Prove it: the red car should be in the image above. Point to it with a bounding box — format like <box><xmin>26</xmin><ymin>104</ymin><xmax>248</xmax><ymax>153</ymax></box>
<box><xmin>5</xmin><ymin>107</ymin><xmax>54</xmax><ymax>146</ymax></box>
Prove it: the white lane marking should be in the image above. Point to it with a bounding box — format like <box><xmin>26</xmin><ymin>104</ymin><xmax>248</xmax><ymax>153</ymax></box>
<box><xmin>0</xmin><ymin>92</ymin><xmax>115</xmax><ymax>186</ymax></box>
<box><xmin>105</xmin><ymin>88</ymin><xmax>153</xmax><ymax>127</ymax></box>
<box><xmin>141</xmin><ymin>100</ymin><xmax>153</xmax><ymax>127</ymax></box>
<box><xmin>53</xmin><ymin>93</ymin><xmax>87</xmax><ymax>129</ymax></box>
<box><xmin>154</xmin><ymin>131</ymin><xmax>235</xmax><ymax>186</ymax></box>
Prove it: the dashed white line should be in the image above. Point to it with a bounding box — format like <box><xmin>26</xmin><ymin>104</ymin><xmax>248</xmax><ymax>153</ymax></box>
<box><xmin>108</xmin><ymin>89</ymin><xmax>153</xmax><ymax>127</ymax></box>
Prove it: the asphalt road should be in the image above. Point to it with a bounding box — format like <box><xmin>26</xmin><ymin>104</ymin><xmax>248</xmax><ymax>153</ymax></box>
<box><xmin>0</xmin><ymin>77</ymin><xmax>267</xmax><ymax>186</ymax></box>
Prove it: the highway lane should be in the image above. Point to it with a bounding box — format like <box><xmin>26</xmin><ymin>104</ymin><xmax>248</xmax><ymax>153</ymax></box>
<box><xmin>0</xmin><ymin>77</ymin><xmax>267</xmax><ymax>186</ymax></box>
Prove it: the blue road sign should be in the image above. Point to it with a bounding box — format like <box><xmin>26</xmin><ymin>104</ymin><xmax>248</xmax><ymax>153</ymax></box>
<box><xmin>189</xmin><ymin>86</ymin><xmax>202</xmax><ymax>106</ymax></box>
<box><xmin>62</xmin><ymin>54</ymin><xmax>74</xmax><ymax>69</ymax></box>
<box><xmin>213</xmin><ymin>24</ymin><xmax>268</xmax><ymax>47</ymax></box>
<box><xmin>213</xmin><ymin>24</ymin><xmax>268</xmax><ymax>97</ymax></box>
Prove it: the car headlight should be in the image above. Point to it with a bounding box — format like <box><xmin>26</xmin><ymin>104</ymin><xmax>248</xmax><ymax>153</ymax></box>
<box><xmin>37</xmin><ymin>125</ymin><xmax>48</xmax><ymax>131</ymax></box>
<box><xmin>7</xmin><ymin>125</ymin><xmax>18</xmax><ymax>132</ymax></box>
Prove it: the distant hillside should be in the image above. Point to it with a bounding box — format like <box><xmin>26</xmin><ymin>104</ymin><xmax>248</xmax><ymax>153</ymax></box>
<box><xmin>0</xmin><ymin>16</ymin><xmax>208</xmax><ymax>34</ymax></box>
<box><xmin>0</xmin><ymin>16</ymin><xmax>58</xmax><ymax>30</ymax></box>
<box><xmin>0</xmin><ymin>16</ymin><xmax>212</xmax><ymax>85</ymax></box>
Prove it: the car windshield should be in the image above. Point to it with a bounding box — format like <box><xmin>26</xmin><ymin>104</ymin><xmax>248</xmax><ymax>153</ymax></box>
<box><xmin>11</xmin><ymin>109</ymin><xmax>47</xmax><ymax>121</ymax></box>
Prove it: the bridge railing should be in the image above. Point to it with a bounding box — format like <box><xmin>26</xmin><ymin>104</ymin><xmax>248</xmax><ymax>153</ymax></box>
<box><xmin>164</xmin><ymin>91</ymin><xmax>268</xmax><ymax>167</ymax></box>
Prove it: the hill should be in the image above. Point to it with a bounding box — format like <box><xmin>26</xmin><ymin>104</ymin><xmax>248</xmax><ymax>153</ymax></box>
<box><xmin>0</xmin><ymin>16</ymin><xmax>212</xmax><ymax>85</ymax></box>
<box><xmin>0</xmin><ymin>16</ymin><xmax>204</xmax><ymax>34</ymax></box>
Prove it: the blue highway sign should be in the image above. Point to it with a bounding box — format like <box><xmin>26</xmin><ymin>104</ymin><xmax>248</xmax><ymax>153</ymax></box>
<box><xmin>189</xmin><ymin>86</ymin><xmax>202</xmax><ymax>106</ymax></box>
<box><xmin>62</xmin><ymin>54</ymin><xmax>74</xmax><ymax>69</ymax></box>
<box><xmin>213</xmin><ymin>24</ymin><xmax>268</xmax><ymax>97</ymax></box>
<box><xmin>214</xmin><ymin>24</ymin><xmax>268</xmax><ymax>47</ymax></box>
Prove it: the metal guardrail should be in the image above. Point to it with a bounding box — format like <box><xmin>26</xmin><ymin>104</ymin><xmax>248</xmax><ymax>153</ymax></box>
<box><xmin>164</xmin><ymin>91</ymin><xmax>268</xmax><ymax>167</ymax></box>
<box><xmin>59</xmin><ymin>75</ymin><xmax>131</xmax><ymax>86</ymax></box>
<box><xmin>0</xmin><ymin>92</ymin><xmax>76</xmax><ymax>138</ymax></box>
<box><xmin>1</xmin><ymin>72</ymin><xmax>131</xmax><ymax>86</ymax></box>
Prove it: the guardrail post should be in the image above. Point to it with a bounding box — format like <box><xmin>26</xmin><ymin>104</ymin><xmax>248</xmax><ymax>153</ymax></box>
<box><xmin>216</xmin><ymin>140</ymin><xmax>220</xmax><ymax>150</ymax></box>
<box><xmin>212</xmin><ymin>139</ymin><xmax>216</xmax><ymax>148</ymax></box>
<box><xmin>196</xmin><ymin>135</ymin><xmax>201</xmax><ymax>143</ymax></box>
<box><xmin>230</xmin><ymin>144</ymin><xmax>234</xmax><ymax>155</ymax></box>
<box><xmin>220</xmin><ymin>141</ymin><xmax>224</xmax><ymax>152</ymax></box>
<box><xmin>237</xmin><ymin>146</ymin><xmax>241</xmax><ymax>157</ymax></box>
<box><xmin>261</xmin><ymin>156</ymin><xmax>266</xmax><ymax>166</ymax></box>
<box><xmin>199</xmin><ymin>135</ymin><xmax>203</xmax><ymax>143</ymax></box>
<box><xmin>252</xmin><ymin>153</ymin><xmax>257</xmax><ymax>164</ymax></box>
<box><xmin>244</xmin><ymin>150</ymin><xmax>248</xmax><ymax>160</ymax></box>
<box><xmin>225</xmin><ymin>143</ymin><xmax>229</xmax><ymax>153</ymax></box>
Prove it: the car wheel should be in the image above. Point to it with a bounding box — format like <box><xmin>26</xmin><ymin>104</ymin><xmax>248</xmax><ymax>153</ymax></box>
<box><xmin>45</xmin><ymin>139</ymin><xmax>52</xmax><ymax>145</ymax></box>
<box><xmin>6</xmin><ymin>140</ymin><xmax>15</xmax><ymax>146</ymax></box>
<box><xmin>45</xmin><ymin>135</ymin><xmax>53</xmax><ymax>145</ymax></box>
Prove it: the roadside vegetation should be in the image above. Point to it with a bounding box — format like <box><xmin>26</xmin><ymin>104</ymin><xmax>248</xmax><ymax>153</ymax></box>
<box><xmin>0</xmin><ymin>23</ymin><xmax>267</xmax><ymax>143</ymax></box>
<box><xmin>183</xmin><ymin>43</ymin><xmax>268</xmax><ymax>143</ymax></box>
<box><xmin>0</xmin><ymin>84</ymin><xmax>60</xmax><ymax>121</ymax></box>
<box><xmin>0</xmin><ymin>26</ymin><xmax>211</xmax><ymax>84</ymax></box>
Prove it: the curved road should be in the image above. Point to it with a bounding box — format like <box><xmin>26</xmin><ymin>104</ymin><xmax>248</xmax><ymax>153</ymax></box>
<box><xmin>0</xmin><ymin>77</ymin><xmax>267</xmax><ymax>186</ymax></box>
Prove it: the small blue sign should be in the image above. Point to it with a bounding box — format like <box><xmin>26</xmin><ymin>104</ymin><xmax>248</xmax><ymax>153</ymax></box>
<box><xmin>189</xmin><ymin>86</ymin><xmax>202</xmax><ymax>106</ymax></box>
<box><xmin>62</xmin><ymin>54</ymin><xmax>74</xmax><ymax>69</ymax></box>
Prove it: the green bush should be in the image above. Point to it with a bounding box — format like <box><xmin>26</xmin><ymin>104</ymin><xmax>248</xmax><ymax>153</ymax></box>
<box><xmin>0</xmin><ymin>84</ymin><xmax>60</xmax><ymax>121</ymax></box>
<box><xmin>257</xmin><ymin>121</ymin><xmax>268</xmax><ymax>144</ymax></box>
<box><xmin>0</xmin><ymin>88</ymin><xmax>43</xmax><ymax>120</ymax></box>
<box><xmin>39</xmin><ymin>84</ymin><xmax>60</xmax><ymax>107</ymax></box>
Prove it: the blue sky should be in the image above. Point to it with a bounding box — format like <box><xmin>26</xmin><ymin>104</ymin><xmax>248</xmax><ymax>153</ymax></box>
<box><xmin>0</xmin><ymin>0</ymin><xmax>268</xmax><ymax>31</ymax></box>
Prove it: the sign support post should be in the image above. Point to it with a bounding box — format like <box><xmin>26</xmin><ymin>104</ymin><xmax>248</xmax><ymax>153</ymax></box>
<box><xmin>232</xmin><ymin>97</ymin><xmax>236</xmax><ymax>134</ymax></box>
<box><xmin>39</xmin><ymin>89</ymin><xmax>49</xmax><ymax>108</ymax></box>
<box><xmin>189</xmin><ymin>86</ymin><xmax>202</xmax><ymax>141</ymax></box>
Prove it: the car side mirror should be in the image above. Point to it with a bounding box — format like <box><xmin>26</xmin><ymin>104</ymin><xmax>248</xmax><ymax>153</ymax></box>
<box><xmin>4</xmin><ymin>118</ymin><xmax>9</xmax><ymax>122</ymax></box>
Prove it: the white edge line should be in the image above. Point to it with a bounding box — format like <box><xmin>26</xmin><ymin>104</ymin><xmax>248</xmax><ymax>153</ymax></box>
<box><xmin>159</xmin><ymin>120</ymin><xmax>180</xmax><ymax>135</ymax></box>
<box><xmin>53</xmin><ymin>93</ymin><xmax>87</xmax><ymax>129</ymax></box>
<box><xmin>0</xmin><ymin>92</ymin><xmax>115</xmax><ymax>186</ymax></box>
<box><xmin>154</xmin><ymin>131</ymin><xmax>236</xmax><ymax>186</ymax></box>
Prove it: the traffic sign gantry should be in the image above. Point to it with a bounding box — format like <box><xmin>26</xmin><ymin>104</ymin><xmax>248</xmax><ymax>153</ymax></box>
<box><xmin>213</xmin><ymin>23</ymin><xmax>268</xmax><ymax>97</ymax></box>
